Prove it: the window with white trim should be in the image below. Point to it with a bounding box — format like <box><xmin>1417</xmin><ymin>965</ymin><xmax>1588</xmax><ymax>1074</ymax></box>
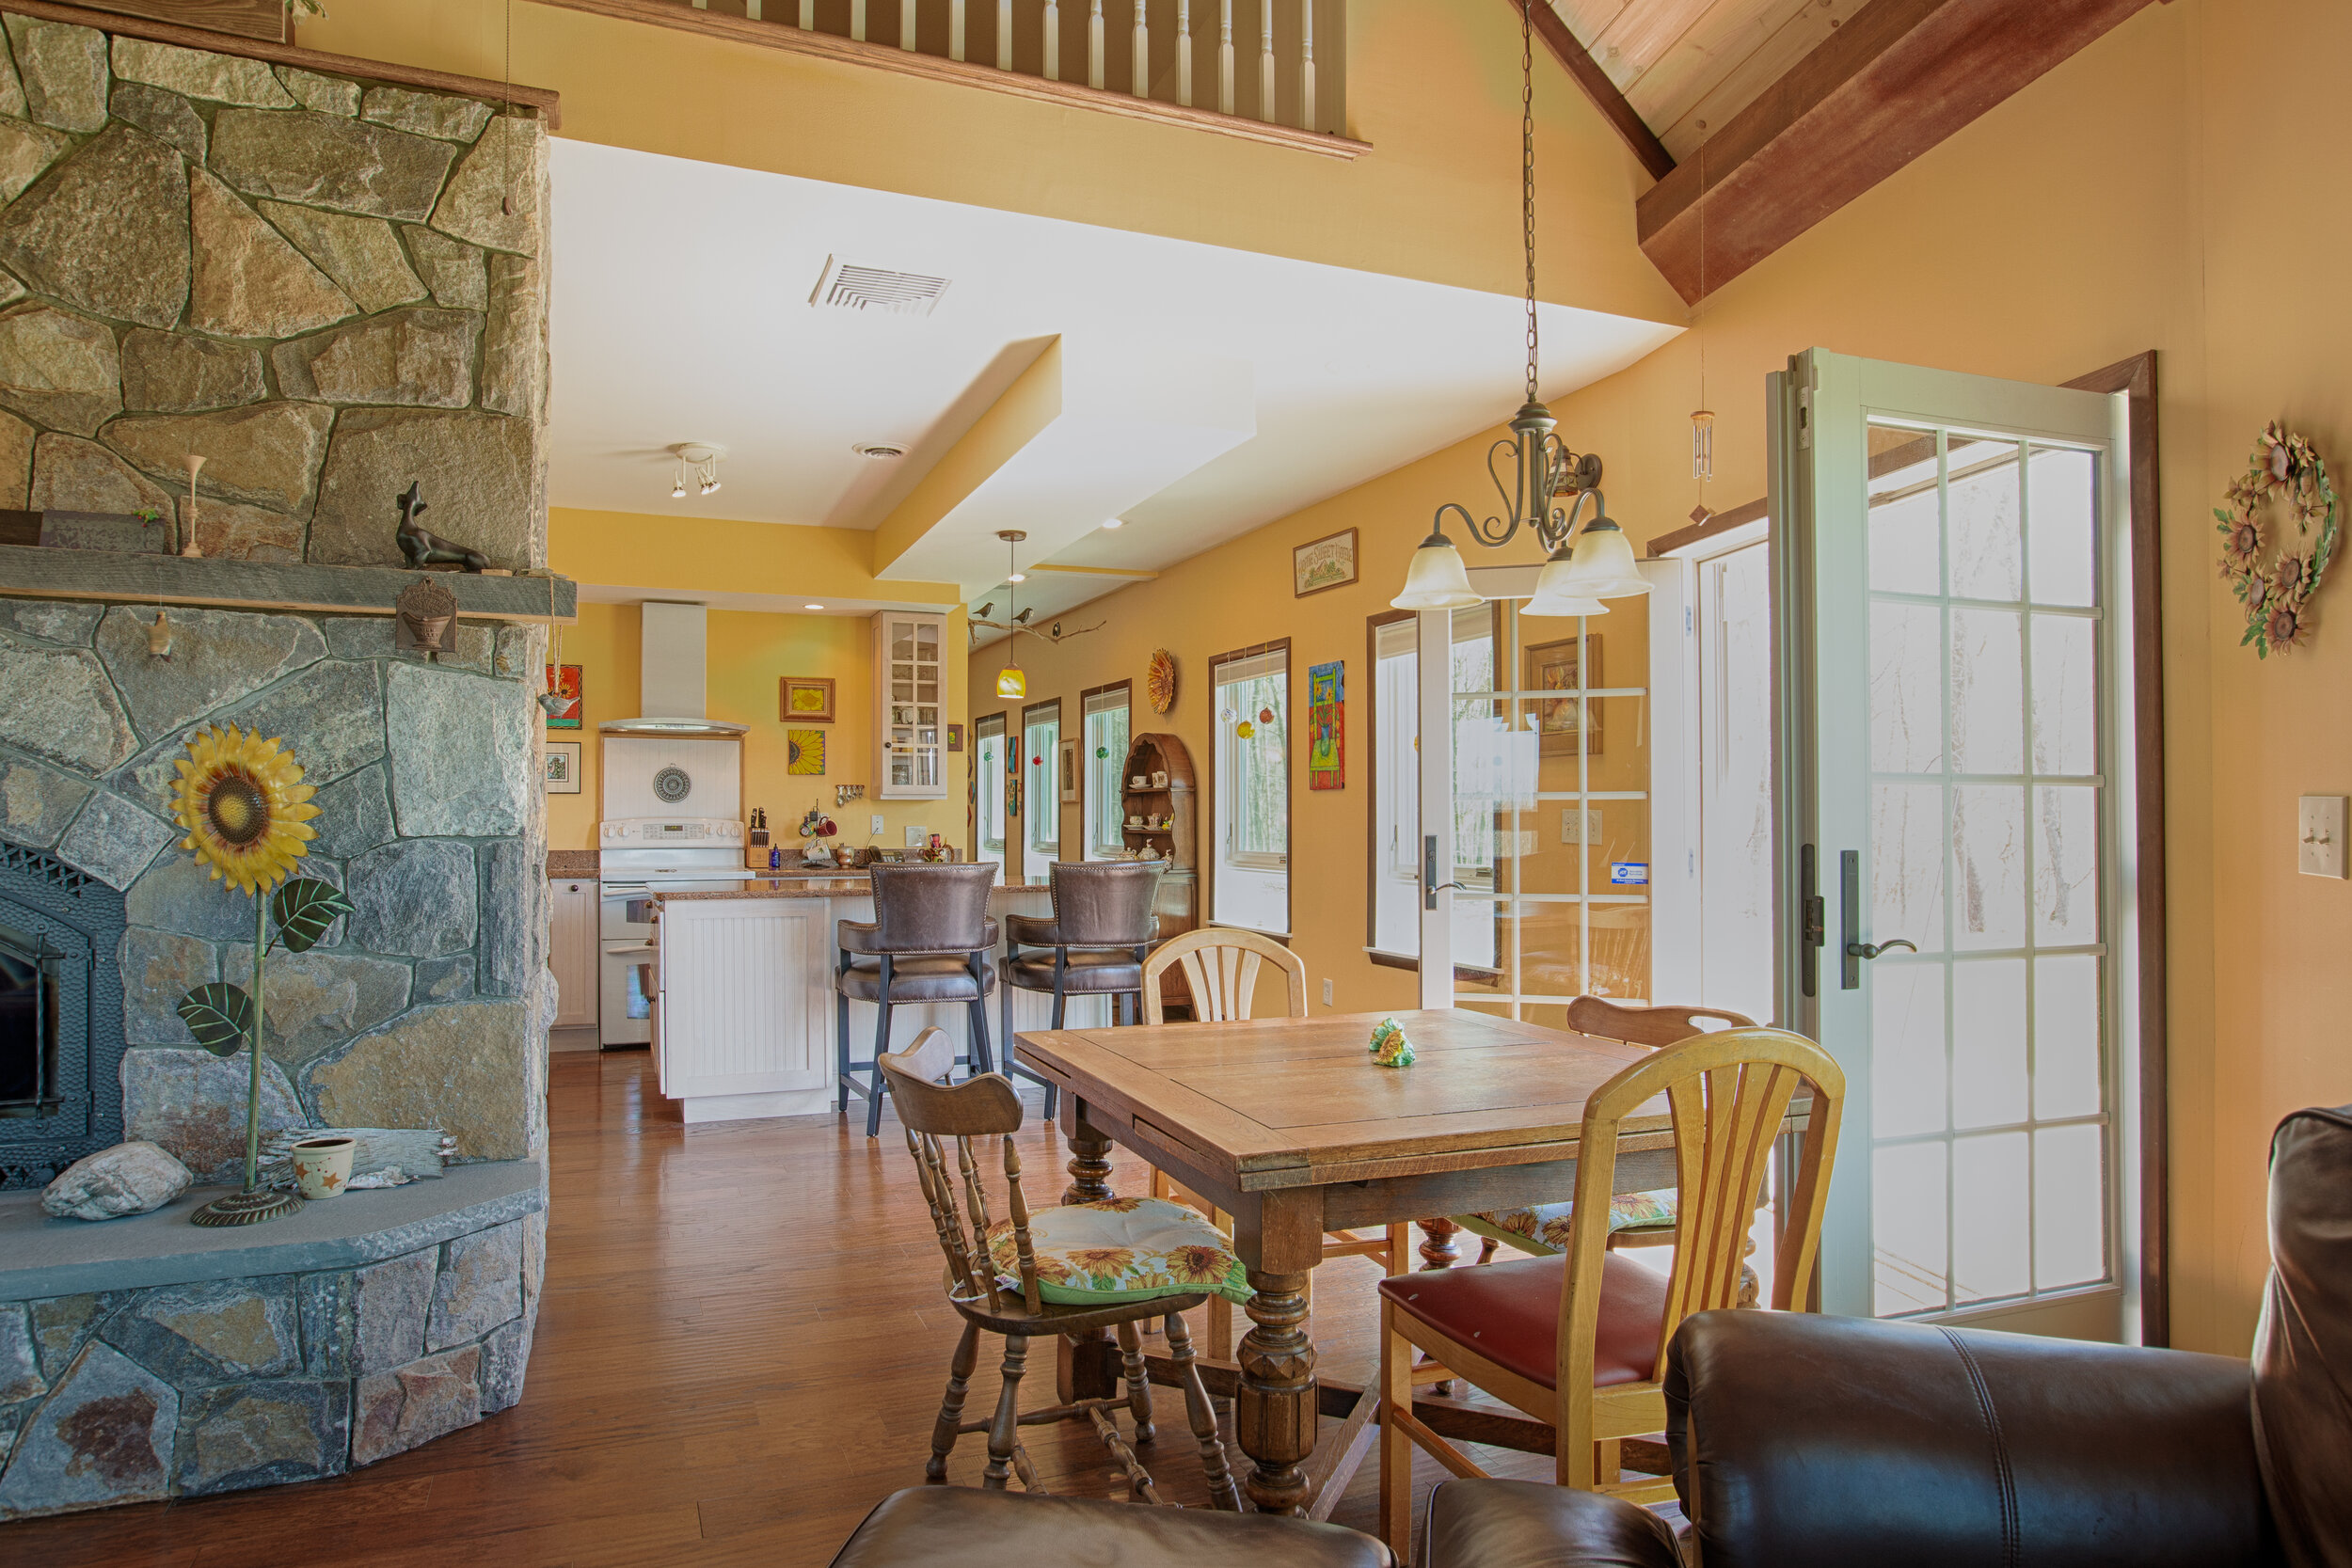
<box><xmin>1211</xmin><ymin>644</ymin><xmax>1289</xmax><ymax>933</ymax></box>
<box><xmin>1082</xmin><ymin>685</ymin><xmax>1131</xmax><ymax>860</ymax></box>
<box><xmin>1370</xmin><ymin>617</ymin><xmax>1419</xmax><ymax>959</ymax></box>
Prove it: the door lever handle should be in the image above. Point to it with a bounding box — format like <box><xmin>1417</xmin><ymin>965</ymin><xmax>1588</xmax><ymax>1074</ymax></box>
<box><xmin>1845</xmin><ymin>938</ymin><xmax>1917</xmax><ymax>960</ymax></box>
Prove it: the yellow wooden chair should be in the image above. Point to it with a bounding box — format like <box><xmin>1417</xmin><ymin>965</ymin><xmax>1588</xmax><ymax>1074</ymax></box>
<box><xmin>1377</xmin><ymin>1025</ymin><xmax>1844</xmax><ymax>1546</ymax></box>
<box><xmin>1140</xmin><ymin>927</ymin><xmax>1411</xmax><ymax>1357</ymax></box>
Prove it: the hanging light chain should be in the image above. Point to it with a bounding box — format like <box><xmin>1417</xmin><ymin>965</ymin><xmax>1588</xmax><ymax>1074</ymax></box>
<box><xmin>1521</xmin><ymin>0</ymin><xmax>1539</xmax><ymax>408</ymax></box>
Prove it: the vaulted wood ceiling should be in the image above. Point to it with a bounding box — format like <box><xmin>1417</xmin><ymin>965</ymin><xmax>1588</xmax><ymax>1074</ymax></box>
<box><xmin>1549</xmin><ymin>0</ymin><xmax>1867</xmax><ymax>163</ymax></box>
<box><xmin>1530</xmin><ymin>0</ymin><xmax>2169</xmax><ymax>303</ymax></box>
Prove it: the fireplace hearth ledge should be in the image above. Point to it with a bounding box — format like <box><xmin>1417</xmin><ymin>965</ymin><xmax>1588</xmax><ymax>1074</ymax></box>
<box><xmin>0</xmin><ymin>1155</ymin><xmax>543</xmax><ymax>1300</ymax></box>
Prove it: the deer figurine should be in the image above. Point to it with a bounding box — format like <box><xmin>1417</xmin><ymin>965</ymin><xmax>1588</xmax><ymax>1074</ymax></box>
<box><xmin>394</xmin><ymin>482</ymin><xmax>489</xmax><ymax>572</ymax></box>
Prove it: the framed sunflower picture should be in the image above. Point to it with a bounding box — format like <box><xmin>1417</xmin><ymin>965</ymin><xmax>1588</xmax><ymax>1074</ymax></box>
<box><xmin>544</xmin><ymin>741</ymin><xmax>582</xmax><ymax>794</ymax></box>
<box><xmin>780</xmin><ymin>675</ymin><xmax>835</xmax><ymax>723</ymax></box>
<box><xmin>787</xmin><ymin>729</ymin><xmax>827</xmax><ymax>775</ymax></box>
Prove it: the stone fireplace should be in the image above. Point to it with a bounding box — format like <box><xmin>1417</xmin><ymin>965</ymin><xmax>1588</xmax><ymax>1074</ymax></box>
<box><xmin>0</xmin><ymin>10</ymin><xmax>564</xmax><ymax>1519</ymax></box>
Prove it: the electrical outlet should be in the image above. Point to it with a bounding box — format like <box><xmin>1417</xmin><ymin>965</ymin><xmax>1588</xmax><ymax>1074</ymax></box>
<box><xmin>1322</xmin><ymin>978</ymin><xmax>1333</xmax><ymax>1006</ymax></box>
<box><xmin>2299</xmin><ymin>796</ymin><xmax>2347</xmax><ymax>878</ymax></box>
<box><xmin>904</xmin><ymin>825</ymin><xmax>928</xmax><ymax>848</ymax></box>
<box><xmin>1561</xmin><ymin>807</ymin><xmax>1603</xmax><ymax>846</ymax></box>
<box><xmin>870</xmin><ymin>814</ymin><xmax>885</xmax><ymax>835</ymax></box>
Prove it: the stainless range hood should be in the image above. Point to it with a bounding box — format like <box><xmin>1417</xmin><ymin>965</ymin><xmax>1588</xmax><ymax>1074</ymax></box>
<box><xmin>597</xmin><ymin>601</ymin><xmax>748</xmax><ymax>737</ymax></box>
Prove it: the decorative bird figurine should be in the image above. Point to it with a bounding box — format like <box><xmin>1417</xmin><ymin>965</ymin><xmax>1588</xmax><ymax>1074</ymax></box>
<box><xmin>394</xmin><ymin>483</ymin><xmax>489</xmax><ymax>572</ymax></box>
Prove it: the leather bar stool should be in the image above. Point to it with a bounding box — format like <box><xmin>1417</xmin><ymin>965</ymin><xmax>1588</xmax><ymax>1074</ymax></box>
<box><xmin>1002</xmin><ymin>861</ymin><xmax>1163</xmax><ymax>1118</ymax></box>
<box><xmin>835</xmin><ymin>862</ymin><xmax>999</xmax><ymax>1138</ymax></box>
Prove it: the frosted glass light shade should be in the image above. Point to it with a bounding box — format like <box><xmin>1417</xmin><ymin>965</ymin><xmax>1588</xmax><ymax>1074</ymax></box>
<box><xmin>1551</xmin><ymin>517</ymin><xmax>1650</xmax><ymax>599</ymax></box>
<box><xmin>995</xmin><ymin>664</ymin><xmax>1026</xmax><ymax>699</ymax></box>
<box><xmin>1524</xmin><ymin>550</ymin><xmax>1610</xmax><ymax>618</ymax></box>
<box><xmin>1392</xmin><ymin>532</ymin><xmax>1482</xmax><ymax>610</ymax></box>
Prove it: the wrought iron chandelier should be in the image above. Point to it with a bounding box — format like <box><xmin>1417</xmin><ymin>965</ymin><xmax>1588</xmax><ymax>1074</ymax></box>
<box><xmin>1392</xmin><ymin>0</ymin><xmax>1650</xmax><ymax>617</ymax></box>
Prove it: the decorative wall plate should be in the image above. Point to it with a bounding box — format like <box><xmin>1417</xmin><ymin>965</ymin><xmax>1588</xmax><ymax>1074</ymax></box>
<box><xmin>652</xmin><ymin>765</ymin><xmax>691</xmax><ymax>803</ymax></box>
<box><xmin>1147</xmin><ymin>649</ymin><xmax>1178</xmax><ymax>714</ymax></box>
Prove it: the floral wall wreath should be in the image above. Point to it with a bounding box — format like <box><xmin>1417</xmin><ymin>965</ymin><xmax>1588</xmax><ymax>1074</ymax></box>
<box><xmin>2217</xmin><ymin>421</ymin><xmax>2338</xmax><ymax>657</ymax></box>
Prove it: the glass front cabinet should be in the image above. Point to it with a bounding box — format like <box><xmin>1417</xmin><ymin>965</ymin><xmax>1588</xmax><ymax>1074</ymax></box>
<box><xmin>873</xmin><ymin>610</ymin><xmax>946</xmax><ymax>799</ymax></box>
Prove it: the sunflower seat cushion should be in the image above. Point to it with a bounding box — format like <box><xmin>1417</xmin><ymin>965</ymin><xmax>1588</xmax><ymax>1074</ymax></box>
<box><xmin>986</xmin><ymin>1196</ymin><xmax>1252</xmax><ymax>1307</ymax></box>
<box><xmin>1454</xmin><ymin>1190</ymin><xmax>1678</xmax><ymax>1257</ymax></box>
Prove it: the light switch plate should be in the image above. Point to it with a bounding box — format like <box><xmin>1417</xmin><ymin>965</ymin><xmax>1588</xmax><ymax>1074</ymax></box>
<box><xmin>1322</xmin><ymin>979</ymin><xmax>1333</xmax><ymax>1006</ymax></box>
<box><xmin>2299</xmin><ymin>795</ymin><xmax>2347</xmax><ymax>878</ymax></box>
<box><xmin>871</xmin><ymin>814</ymin><xmax>885</xmax><ymax>835</ymax></box>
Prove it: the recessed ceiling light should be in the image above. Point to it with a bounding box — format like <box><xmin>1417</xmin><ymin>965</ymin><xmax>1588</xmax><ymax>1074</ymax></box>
<box><xmin>803</xmin><ymin>603</ymin><xmax>824</xmax><ymax>610</ymax></box>
<box><xmin>852</xmin><ymin>442</ymin><xmax>906</xmax><ymax>460</ymax></box>
<box><xmin>1101</xmin><ymin>517</ymin><xmax>1125</xmax><ymax>529</ymax></box>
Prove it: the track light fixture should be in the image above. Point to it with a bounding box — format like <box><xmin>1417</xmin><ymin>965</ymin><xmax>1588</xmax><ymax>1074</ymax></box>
<box><xmin>668</xmin><ymin>442</ymin><xmax>723</xmax><ymax>501</ymax></box>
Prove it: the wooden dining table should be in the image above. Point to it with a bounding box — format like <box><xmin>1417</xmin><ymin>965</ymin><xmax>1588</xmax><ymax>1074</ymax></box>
<box><xmin>1009</xmin><ymin>1006</ymin><xmax>1692</xmax><ymax>1516</ymax></box>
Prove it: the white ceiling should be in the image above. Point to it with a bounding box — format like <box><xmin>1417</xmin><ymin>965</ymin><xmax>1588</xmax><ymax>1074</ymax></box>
<box><xmin>547</xmin><ymin>139</ymin><xmax>1678</xmax><ymax>625</ymax></box>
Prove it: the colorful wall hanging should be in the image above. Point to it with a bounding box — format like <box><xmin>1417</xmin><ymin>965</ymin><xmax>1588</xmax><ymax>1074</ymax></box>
<box><xmin>787</xmin><ymin>729</ymin><xmax>827</xmax><ymax>775</ymax></box>
<box><xmin>780</xmin><ymin>675</ymin><xmax>836</xmax><ymax>722</ymax></box>
<box><xmin>2217</xmin><ymin>421</ymin><xmax>2337</xmax><ymax>657</ymax></box>
<box><xmin>543</xmin><ymin>664</ymin><xmax>582</xmax><ymax>729</ymax></box>
<box><xmin>544</xmin><ymin>741</ymin><xmax>582</xmax><ymax>794</ymax></box>
<box><xmin>1147</xmin><ymin>649</ymin><xmax>1178</xmax><ymax>714</ymax></box>
<box><xmin>1308</xmin><ymin>660</ymin><xmax>1344</xmax><ymax>790</ymax></box>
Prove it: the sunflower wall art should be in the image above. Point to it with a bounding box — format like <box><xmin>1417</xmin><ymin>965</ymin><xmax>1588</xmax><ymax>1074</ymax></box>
<box><xmin>167</xmin><ymin>725</ymin><xmax>355</xmax><ymax>1227</ymax></box>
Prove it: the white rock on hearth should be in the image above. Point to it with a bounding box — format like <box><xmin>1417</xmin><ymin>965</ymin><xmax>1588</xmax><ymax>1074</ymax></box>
<box><xmin>40</xmin><ymin>1139</ymin><xmax>194</xmax><ymax>1220</ymax></box>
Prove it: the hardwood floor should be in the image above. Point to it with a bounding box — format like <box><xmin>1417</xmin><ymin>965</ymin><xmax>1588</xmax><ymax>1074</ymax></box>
<box><xmin>7</xmin><ymin>1051</ymin><xmax>1561</xmax><ymax>1564</ymax></box>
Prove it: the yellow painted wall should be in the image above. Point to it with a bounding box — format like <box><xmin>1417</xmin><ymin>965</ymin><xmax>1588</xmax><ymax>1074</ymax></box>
<box><xmin>972</xmin><ymin>0</ymin><xmax>2352</xmax><ymax>1357</ymax></box>
<box><xmin>296</xmin><ymin>1</ymin><xmax>1681</xmax><ymax>325</ymax></box>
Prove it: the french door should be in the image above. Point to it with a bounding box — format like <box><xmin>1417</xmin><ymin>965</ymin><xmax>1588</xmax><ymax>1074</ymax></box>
<box><xmin>1773</xmin><ymin>349</ymin><xmax>2139</xmax><ymax>1338</ymax></box>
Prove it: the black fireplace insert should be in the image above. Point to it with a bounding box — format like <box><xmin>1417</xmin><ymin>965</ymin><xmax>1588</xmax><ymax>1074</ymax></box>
<box><xmin>0</xmin><ymin>841</ymin><xmax>125</xmax><ymax>1188</ymax></box>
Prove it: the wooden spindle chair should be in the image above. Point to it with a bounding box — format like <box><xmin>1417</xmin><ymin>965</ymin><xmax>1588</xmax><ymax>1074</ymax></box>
<box><xmin>1139</xmin><ymin>927</ymin><xmax>1411</xmax><ymax>1358</ymax></box>
<box><xmin>877</xmin><ymin>1027</ymin><xmax>1242</xmax><ymax>1511</ymax></box>
<box><xmin>1457</xmin><ymin>998</ymin><xmax>1758</xmax><ymax>1267</ymax></box>
<box><xmin>1378</xmin><ymin>1026</ymin><xmax>1844</xmax><ymax>1546</ymax></box>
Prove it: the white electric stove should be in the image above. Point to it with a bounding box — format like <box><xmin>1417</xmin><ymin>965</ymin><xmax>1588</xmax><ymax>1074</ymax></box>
<box><xmin>596</xmin><ymin>816</ymin><xmax>751</xmax><ymax>1048</ymax></box>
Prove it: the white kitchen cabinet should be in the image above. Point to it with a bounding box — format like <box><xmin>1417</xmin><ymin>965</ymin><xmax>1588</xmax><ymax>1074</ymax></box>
<box><xmin>873</xmin><ymin>610</ymin><xmax>946</xmax><ymax>800</ymax></box>
<box><xmin>549</xmin><ymin>878</ymin><xmax>598</xmax><ymax>1029</ymax></box>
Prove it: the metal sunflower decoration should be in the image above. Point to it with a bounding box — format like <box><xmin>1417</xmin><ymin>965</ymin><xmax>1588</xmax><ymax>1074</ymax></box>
<box><xmin>167</xmin><ymin>725</ymin><xmax>353</xmax><ymax>1227</ymax></box>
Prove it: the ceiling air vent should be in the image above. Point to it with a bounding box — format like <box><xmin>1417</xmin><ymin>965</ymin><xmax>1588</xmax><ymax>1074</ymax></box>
<box><xmin>810</xmin><ymin>256</ymin><xmax>952</xmax><ymax>318</ymax></box>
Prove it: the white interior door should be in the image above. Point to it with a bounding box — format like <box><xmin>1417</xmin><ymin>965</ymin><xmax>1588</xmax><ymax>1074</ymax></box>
<box><xmin>1773</xmin><ymin>348</ymin><xmax>2138</xmax><ymax>1339</ymax></box>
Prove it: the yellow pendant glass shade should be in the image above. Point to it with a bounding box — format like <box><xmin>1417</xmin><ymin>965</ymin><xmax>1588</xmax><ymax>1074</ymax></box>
<box><xmin>1548</xmin><ymin>517</ymin><xmax>1651</xmax><ymax>600</ymax></box>
<box><xmin>1524</xmin><ymin>549</ymin><xmax>1611</xmax><ymax>618</ymax></box>
<box><xmin>995</xmin><ymin>664</ymin><xmax>1027</xmax><ymax>699</ymax></box>
<box><xmin>1391</xmin><ymin>532</ymin><xmax>1482</xmax><ymax>610</ymax></box>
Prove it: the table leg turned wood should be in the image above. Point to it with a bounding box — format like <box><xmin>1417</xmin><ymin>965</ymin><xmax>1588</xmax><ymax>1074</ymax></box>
<box><xmin>1058</xmin><ymin>1114</ymin><xmax>1122</xmax><ymax>1402</ymax></box>
<box><xmin>1235</xmin><ymin>1268</ymin><xmax>1316</xmax><ymax>1514</ymax></box>
<box><xmin>1417</xmin><ymin>1215</ymin><xmax>1464</xmax><ymax>1269</ymax></box>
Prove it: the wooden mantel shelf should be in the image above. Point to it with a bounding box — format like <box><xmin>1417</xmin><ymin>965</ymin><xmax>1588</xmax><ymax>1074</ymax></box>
<box><xmin>0</xmin><ymin>545</ymin><xmax>580</xmax><ymax>624</ymax></box>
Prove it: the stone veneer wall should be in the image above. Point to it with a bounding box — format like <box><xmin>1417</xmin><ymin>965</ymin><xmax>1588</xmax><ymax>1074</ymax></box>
<box><xmin>0</xmin><ymin>14</ymin><xmax>548</xmax><ymax>565</ymax></box>
<box><xmin>0</xmin><ymin>1196</ymin><xmax>545</xmax><ymax>1516</ymax></box>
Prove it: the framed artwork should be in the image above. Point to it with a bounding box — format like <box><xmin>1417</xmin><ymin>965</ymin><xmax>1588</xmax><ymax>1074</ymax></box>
<box><xmin>1524</xmin><ymin>634</ymin><xmax>1604</xmax><ymax>757</ymax></box>
<box><xmin>780</xmin><ymin>675</ymin><xmax>836</xmax><ymax>723</ymax></box>
<box><xmin>1307</xmin><ymin>660</ymin><xmax>1344</xmax><ymax>790</ymax></box>
<box><xmin>1293</xmin><ymin>527</ymin><xmax>1359</xmax><ymax>597</ymax></box>
<box><xmin>543</xmin><ymin>741</ymin><xmax>582</xmax><ymax>794</ymax></box>
<box><xmin>787</xmin><ymin>729</ymin><xmax>827</xmax><ymax>775</ymax></box>
<box><xmin>947</xmin><ymin>723</ymin><xmax>965</xmax><ymax>752</ymax></box>
<box><xmin>1058</xmin><ymin>738</ymin><xmax>1079</xmax><ymax>802</ymax></box>
<box><xmin>543</xmin><ymin>664</ymin><xmax>582</xmax><ymax>729</ymax></box>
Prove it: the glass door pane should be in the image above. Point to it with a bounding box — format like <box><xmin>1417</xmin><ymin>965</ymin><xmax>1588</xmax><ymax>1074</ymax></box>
<box><xmin>1452</xmin><ymin>598</ymin><xmax>1653</xmax><ymax>1022</ymax></box>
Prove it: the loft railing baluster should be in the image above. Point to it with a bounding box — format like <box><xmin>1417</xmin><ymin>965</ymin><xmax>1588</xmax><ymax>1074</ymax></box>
<box><xmin>1259</xmin><ymin>0</ymin><xmax>1276</xmax><ymax>121</ymax></box>
<box><xmin>1218</xmin><ymin>0</ymin><xmax>1234</xmax><ymax>115</ymax></box>
<box><xmin>1045</xmin><ymin>0</ymin><xmax>1061</xmax><ymax>79</ymax></box>
<box><xmin>1177</xmin><ymin>0</ymin><xmax>1193</xmax><ymax>105</ymax></box>
<box><xmin>1299</xmin><ymin>0</ymin><xmax>1314</xmax><ymax>130</ymax></box>
<box><xmin>951</xmin><ymin>0</ymin><xmax>966</xmax><ymax>59</ymax></box>
<box><xmin>902</xmin><ymin>0</ymin><xmax>917</xmax><ymax>50</ymax></box>
<box><xmin>1132</xmin><ymin>0</ymin><xmax>1149</xmax><ymax>96</ymax></box>
<box><xmin>997</xmin><ymin>0</ymin><xmax>1011</xmax><ymax>69</ymax></box>
<box><xmin>1089</xmin><ymin>1</ymin><xmax>1104</xmax><ymax>89</ymax></box>
<box><xmin>852</xmin><ymin>0</ymin><xmax>866</xmax><ymax>42</ymax></box>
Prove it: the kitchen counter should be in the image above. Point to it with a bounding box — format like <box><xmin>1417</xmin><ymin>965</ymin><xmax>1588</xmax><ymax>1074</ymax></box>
<box><xmin>642</xmin><ymin>880</ymin><xmax>1111</xmax><ymax>1125</ymax></box>
<box><xmin>548</xmin><ymin>850</ymin><xmax>599</xmax><ymax>878</ymax></box>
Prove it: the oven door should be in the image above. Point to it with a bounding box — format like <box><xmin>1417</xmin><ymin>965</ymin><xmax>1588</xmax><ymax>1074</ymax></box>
<box><xmin>596</xmin><ymin>880</ymin><xmax>733</xmax><ymax>1048</ymax></box>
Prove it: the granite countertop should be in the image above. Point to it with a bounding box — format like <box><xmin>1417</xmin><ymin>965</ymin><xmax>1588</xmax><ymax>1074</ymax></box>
<box><xmin>654</xmin><ymin>878</ymin><xmax>871</xmax><ymax>900</ymax></box>
<box><xmin>547</xmin><ymin>850</ymin><xmax>599</xmax><ymax>878</ymax></box>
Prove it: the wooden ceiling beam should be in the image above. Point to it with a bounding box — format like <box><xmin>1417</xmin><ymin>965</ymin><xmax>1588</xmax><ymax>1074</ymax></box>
<box><xmin>1519</xmin><ymin>0</ymin><xmax>1677</xmax><ymax>182</ymax></box>
<box><xmin>1636</xmin><ymin>0</ymin><xmax>2160</xmax><ymax>303</ymax></box>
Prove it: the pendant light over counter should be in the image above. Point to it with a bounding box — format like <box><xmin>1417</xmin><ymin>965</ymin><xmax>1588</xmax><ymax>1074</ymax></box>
<box><xmin>1394</xmin><ymin>0</ymin><xmax>1651</xmax><ymax>620</ymax></box>
<box><xmin>993</xmin><ymin>530</ymin><xmax>1026</xmax><ymax>699</ymax></box>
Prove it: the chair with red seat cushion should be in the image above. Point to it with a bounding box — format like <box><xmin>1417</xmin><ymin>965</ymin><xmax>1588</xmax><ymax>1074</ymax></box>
<box><xmin>1377</xmin><ymin>1025</ymin><xmax>1846</xmax><ymax>1552</ymax></box>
